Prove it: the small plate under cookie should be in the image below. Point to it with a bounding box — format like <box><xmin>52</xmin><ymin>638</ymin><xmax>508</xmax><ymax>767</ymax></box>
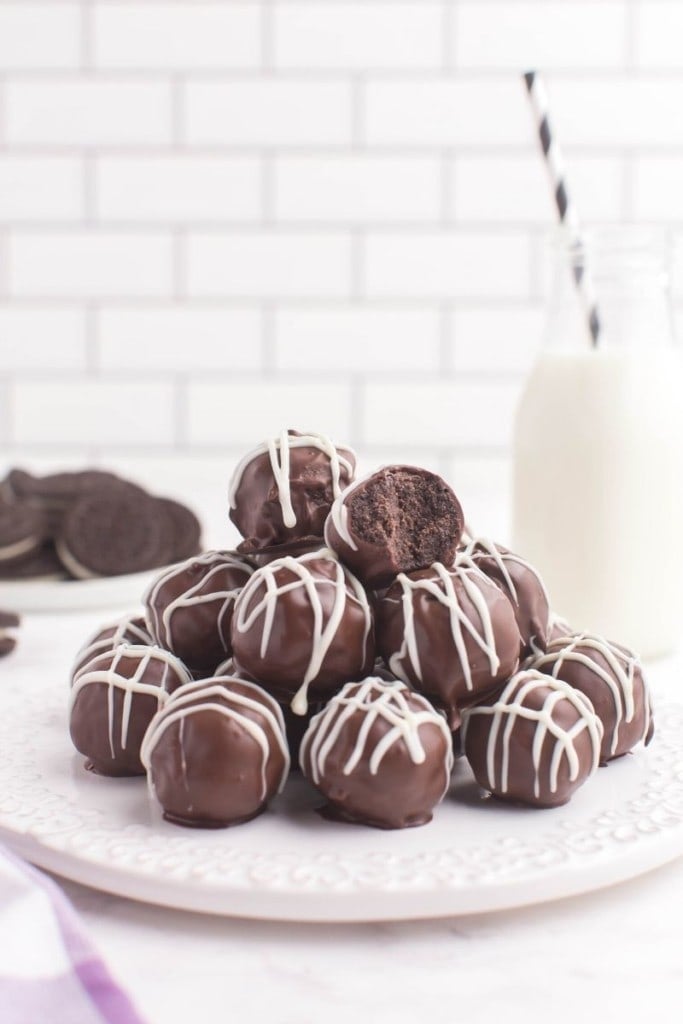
<box><xmin>0</xmin><ymin>569</ymin><xmax>162</xmax><ymax>613</ymax></box>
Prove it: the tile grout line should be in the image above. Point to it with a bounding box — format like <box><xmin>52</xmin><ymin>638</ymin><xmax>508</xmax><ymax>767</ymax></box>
<box><xmin>84</xmin><ymin>303</ymin><xmax>99</xmax><ymax>374</ymax></box>
<box><xmin>172</xmin><ymin>227</ymin><xmax>187</xmax><ymax>301</ymax></box>
<box><xmin>261</xmin><ymin>301</ymin><xmax>276</xmax><ymax>375</ymax></box>
<box><xmin>171</xmin><ymin>75</ymin><xmax>185</xmax><ymax>148</ymax></box>
<box><xmin>351</xmin><ymin>74</ymin><xmax>366</xmax><ymax>150</ymax></box>
<box><xmin>80</xmin><ymin>0</ymin><xmax>94</xmax><ymax>73</ymax></box>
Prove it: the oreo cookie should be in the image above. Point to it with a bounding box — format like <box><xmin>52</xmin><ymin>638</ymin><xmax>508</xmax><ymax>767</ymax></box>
<box><xmin>2</xmin><ymin>468</ymin><xmax>124</xmax><ymax>510</ymax></box>
<box><xmin>1</xmin><ymin>466</ymin><xmax>203</xmax><ymax>580</ymax></box>
<box><xmin>0</xmin><ymin>542</ymin><xmax>67</xmax><ymax>581</ymax></box>
<box><xmin>3</xmin><ymin>469</ymin><xmax>134</xmax><ymax>539</ymax></box>
<box><xmin>0</xmin><ymin>609</ymin><xmax>20</xmax><ymax>657</ymax></box>
<box><xmin>154</xmin><ymin>497</ymin><xmax>202</xmax><ymax>563</ymax></box>
<box><xmin>0</xmin><ymin>503</ymin><xmax>48</xmax><ymax>566</ymax></box>
<box><xmin>56</xmin><ymin>485</ymin><xmax>176</xmax><ymax>579</ymax></box>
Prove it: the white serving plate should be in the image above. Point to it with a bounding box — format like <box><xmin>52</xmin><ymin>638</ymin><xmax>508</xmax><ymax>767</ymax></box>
<box><xmin>0</xmin><ymin>569</ymin><xmax>162</xmax><ymax>613</ymax></box>
<box><xmin>0</xmin><ymin>655</ymin><xmax>681</xmax><ymax>922</ymax></box>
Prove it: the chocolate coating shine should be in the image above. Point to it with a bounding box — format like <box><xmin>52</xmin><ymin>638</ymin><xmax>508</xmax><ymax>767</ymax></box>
<box><xmin>300</xmin><ymin>677</ymin><xmax>453</xmax><ymax>829</ymax></box>
<box><xmin>325</xmin><ymin>465</ymin><xmax>464</xmax><ymax>589</ymax></box>
<box><xmin>71</xmin><ymin>613</ymin><xmax>152</xmax><ymax>681</ymax></box>
<box><xmin>463</xmin><ymin>538</ymin><xmax>550</xmax><ymax>656</ymax></box>
<box><xmin>462</xmin><ymin>670</ymin><xmax>603</xmax><ymax>808</ymax></box>
<box><xmin>231</xmin><ymin>550</ymin><xmax>375</xmax><ymax>715</ymax></box>
<box><xmin>141</xmin><ymin>677</ymin><xmax>290</xmax><ymax>828</ymax></box>
<box><xmin>144</xmin><ymin>551</ymin><xmax>253</xmax><ymax>674</ymax></box>
<box><xmin>377</xmin><ymin>560</ymin><xmax>521</xmax><ymax>729</ymax></box>
<box><xmin>526</xmin><ymin>633</ymin><xmax>654</xmax><ymax>762</ymax></box>
<box><xmin>229</xmin><ymin>430</ymin><xmax>356</xmax><ymax>552</ymax></box>
<box><xmin>214</xmin><ymin>656</ymin><xmax>325</xmax><ymax>766</ymax></box>
<box><xmin>69</xmin><ymin>645</ymin><xmax>192</xmax><ymax>776</ymax></box>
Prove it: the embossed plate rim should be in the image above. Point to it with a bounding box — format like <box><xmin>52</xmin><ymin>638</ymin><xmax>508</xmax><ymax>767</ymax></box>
<box><xmin>0</xmin><ymin>676</ymin><xmax>682</xmax><ymax>921</ymax></box>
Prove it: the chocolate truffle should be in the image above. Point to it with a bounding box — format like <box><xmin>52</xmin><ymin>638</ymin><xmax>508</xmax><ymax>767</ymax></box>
<box><xmin>144</xmin><ymin>551</ymin><xmax>253</xmax><ymax>675</ymax></box>
<box><xmin>325</xmin><ymin>465</ymin><xmax>464</xmax><ymax>589</ymax></box>
<box><xmin>300</xmin><ymin>677</ymin><xmax>454</xmax><ymax>829</ymax></box>
<box><xmin>141</xmin><ymin>677</ymin><xmax>290</xmax><ymax>828</ymax></box>
<box><xmin>231</xmin><ymin>549</ymin><xmax>375</xmax><ymax>715</ymax></box>
<box><xmin>71</xmin><ymin>613</ymin><xmax>152</xmax><ymax>681</ymax></box>
<box><xmin>215</xmin><ymin>657</ymin><xmax>324</xmax><ymax>766</ymax></box>
<box><xmin>462</xmin><ymin>537</ymin><xmax>550</xmax><ymax>655</ymax></box>
<box><xmin>548</xmin><ymin>612</ymin><xmax>573</xmax><ymax>643</ymax></box>
<box><xmin>229</xmin><ymin>429</ymin><xmax>356</xmax><ymax>553</ymax></box>
<box><xmin>377</xmin><ymin>560</ymin><xmax>521</xmax><ymax>729</ymax></box>
<box><xmin>527</xmin><ymin>633</ymin><xmax>654</xmax><ymax>762</ymax></box>
<box><xmin>69</xmin><ymin>645</ymin><xmax>192</xmax><ymax>776</ymax></box>
<box><xmin>462</xmin><ymin>669</ymin><xmax>603</xmax><ymax>808</ymax></box>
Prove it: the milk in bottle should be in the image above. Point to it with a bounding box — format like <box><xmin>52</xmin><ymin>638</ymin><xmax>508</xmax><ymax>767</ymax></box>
<box><xmin>512</xmin><ymin>227</ymin><xmax>683</xmax><ymax>658</ymax></box>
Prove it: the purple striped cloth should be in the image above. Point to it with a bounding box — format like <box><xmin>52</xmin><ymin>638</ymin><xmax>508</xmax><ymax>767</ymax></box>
<box><xmin>0</xmin><ymin>844</ymin><xmax>146</xmax><ymax>1024</ymax></box>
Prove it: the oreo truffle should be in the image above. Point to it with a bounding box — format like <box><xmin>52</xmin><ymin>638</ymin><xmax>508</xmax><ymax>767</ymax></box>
<box><xmin>527</xmin><ymin>633</ymin><xmax>654</xmax><ymax>762</ymax></box>
<box><xmin>69</xmin><ymin>645</ymin><xmax>192</xmax><ymax>776</ymax></box>
<box><xmin>229</xmin><ymin>429</ymin><xmax>356</xmax><ymax>553</ymax></box>
<box><xmin>462</xmin><ymin>669</ymin><xmax>603</xmax><ymax>808</ymax></box>
<box><xmin>325</xmin><ymin>465</ymin><xmax>464</xmax><ymax>589</ymax></box>
<box><xmin>215</xmin><ymin>657</ymin><xmax>324</xmax><ymax>767</ymax></box>
<box><xmin>71</xmin><ymin>613</ymin><xmax>152</xmax><ymax>681</ymax></box>
<box><xmin>144</xmin><ymin>551</ymin><xmax>253</xmax><ymax>675</ymax></box>
<box><xmin>377</xmin><ymin>560</ymin><xmax>521</xmax><ymax>728</ymax></box>
<box><xmin>463</xmin><ymin>537</ymin><xmax>550</xmax><ymax>655</ymax></box>
<box><xmin>300</xmin><ymin>677</ymin><xmax>454</xmax><ymax>829</ymax></box>
<box><xmin>141</xmin><ymin>677</ymin><xmax>290</xmax><ymax>828</ymax></box>
<box><xmin>231</xmin><ymin>549</ymin><xmax>375</xmax><ymax>715</ymax></box>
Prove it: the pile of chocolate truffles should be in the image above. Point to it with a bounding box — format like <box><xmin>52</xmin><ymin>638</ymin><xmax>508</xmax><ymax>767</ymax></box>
<box><xmin>68</xmin><ymin>430</ymin><xmax>655</xmax><ymax>831</ymax></box>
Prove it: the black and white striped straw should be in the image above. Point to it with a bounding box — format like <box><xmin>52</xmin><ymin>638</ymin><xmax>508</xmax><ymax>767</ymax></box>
<box><xmin>523</xmin><ymin>70</ymin><xmax>601</xmax><ymax>347</ymax></box>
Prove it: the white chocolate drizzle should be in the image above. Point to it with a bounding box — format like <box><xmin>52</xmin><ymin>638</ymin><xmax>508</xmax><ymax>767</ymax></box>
<box><xmin>71</xmin><ymin>614</ymin><xmax>151</xmax><ymax>680</ymax></box>
<box><xmin>300</xmin><ymin>677</ymin><xmax>453</xmax><ymax>794</ymax></box>
<box><xmin>527</xmin><ymin>633</ymin><xmax>651</xmax><ymax>757</ymax></box>
<box><xmin>140</xmin><ymin>677</ymin><xmax>290</xmax><ymax>803</ymax></box>
<box><xmin>228</xmin><ymin>430</ymin><xmax>356</xmax><ymax>530</ymax></box>
<box><xmin>386</xmin><ymin>561</ymin><xmax>502</xmax><ymax>692</ymax></box>
<box><xmin>461</xmin><ymin>670</ymin><xmax>603</xmax><ymax>799</ymax></box>
<box><xmin>143</xmin><ymin>550</ymin><xmax>253</xmax><ymax>655</ymax></box>
<box><xmin>324</xmin><ymin>474</ymin><xmax>368</xmax><ymax>552</ymax></box>
<box><xmin>463</xmin><ymin>536</ymin><xmax>550</xmax><ymax>610</ymax></box>
<box><xmin>69</xmin><ymin>645</ymin><xmax>192</xmax><ymax>759</ymax></box>
<box><xmin>233</xmin><ymin>548</ymin><xmax>373</xmax><ymax>716</ymax></box>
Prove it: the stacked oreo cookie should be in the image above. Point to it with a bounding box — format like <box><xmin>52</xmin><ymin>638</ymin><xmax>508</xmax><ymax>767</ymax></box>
<box><xmin>0</xmin><ymin>609</ymin><xmax>20</xmax><ymax>657</ymax></box>
<box><xmin>0</xmin><ymin>468</ymin><xmax>201</xmax><ymax>581</ymax></box>
<box><xmin>67</xmin><ymin>429</ymin><xmax>655</xmax><ymax>833</ymax></box>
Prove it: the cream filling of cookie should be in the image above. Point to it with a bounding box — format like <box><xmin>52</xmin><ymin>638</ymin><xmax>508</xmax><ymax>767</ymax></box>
<box><xmin>54</xmin><ymin>539</ymin><xmax>102</xmax><ymax>581</ymax></box>
<box><xmin>0</xmin><ymin>534</ymin><xmax>41</xmax><ymax>563</ymax></box>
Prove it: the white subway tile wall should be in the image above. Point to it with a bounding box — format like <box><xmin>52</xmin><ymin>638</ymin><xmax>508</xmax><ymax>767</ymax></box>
<box><xmin>0</xmin><ymin>0</ymin><xmax>679</xmax><ymax>538</ymax></box>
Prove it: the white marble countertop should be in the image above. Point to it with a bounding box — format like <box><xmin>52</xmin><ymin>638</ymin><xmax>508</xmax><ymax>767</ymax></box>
<box><xmin>3</xmin><ymin>606</ymin><xmax>683</xmax><ymax>1023</ymax></box>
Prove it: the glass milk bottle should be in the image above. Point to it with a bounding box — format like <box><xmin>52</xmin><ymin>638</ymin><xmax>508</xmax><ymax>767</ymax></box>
<box><xmin>512</xmin><ymin>226</ymin><xmax>683</xmax><ymax>659</ymax></box>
